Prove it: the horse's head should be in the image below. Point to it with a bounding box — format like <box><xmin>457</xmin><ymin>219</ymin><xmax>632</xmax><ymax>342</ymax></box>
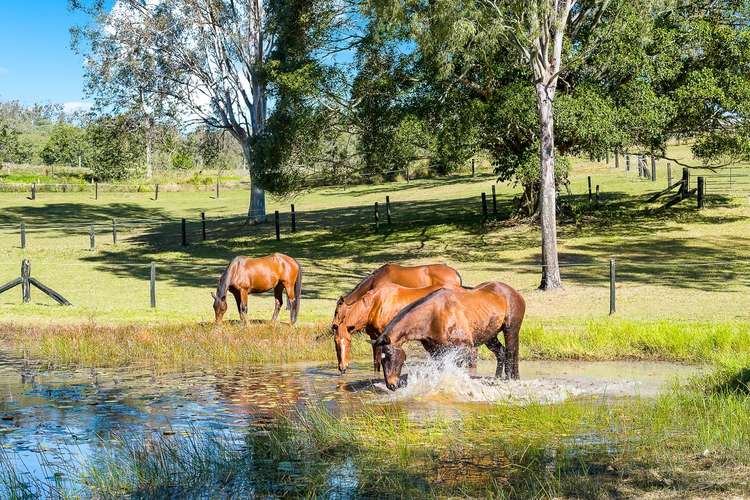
<box><xmin>212</xmin><ymin>291</ymin><xmax>227</xmax><ymax>323</ymax></box>
<box><xmin>379</xmin><ymin>344</ymin><xmax>407</xmax><ymax>391</ymax></box>
<box><xmin>331</xmin><ymin>294</ymin><xmax>372</xmax><ymax>373</ymax></box>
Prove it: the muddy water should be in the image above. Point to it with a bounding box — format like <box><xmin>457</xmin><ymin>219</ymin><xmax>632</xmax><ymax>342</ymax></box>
<box><xmin>0</xmin><ymin>348</ymin><xmax>701</xmax><ymax>486</ymax></box>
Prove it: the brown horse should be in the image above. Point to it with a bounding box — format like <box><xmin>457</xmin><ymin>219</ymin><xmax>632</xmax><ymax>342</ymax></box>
<box><xmin>373</xmin><ymin>282</ymin><xmax>525</xmax><ymax>390</ymax></box>
<box><xmin>212</xmin><ymin>253</ymin><xmax>302</xmax><ymax>325</ymax></box>
<box><xmin>340</xmin><ymin>263</ymin><xmax>462</xmax><ymax>305</ymax></box>
<box><xmin>332</xmin><ymin>263</ymin><xmax>462</xmax><ymax>373</ymax></box>
<box><xmin>332</xmin><ymin>283</ymin><xmax>448</xmax><ymax>373</ymax></box>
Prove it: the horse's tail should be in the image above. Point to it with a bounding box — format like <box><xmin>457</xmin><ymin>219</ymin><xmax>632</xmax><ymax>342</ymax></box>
<box><xmin>291</xmin><ymin>259</ymin><xmax>302</xmax><ymax>324</ymax></box>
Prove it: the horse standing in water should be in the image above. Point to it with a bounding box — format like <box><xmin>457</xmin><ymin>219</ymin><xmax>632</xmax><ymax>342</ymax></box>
<box><xmin>374</xmin><ymin>282</ymin><xmax>525</xmax><ymax>390</ymax></box>
<box><xmin>332</xmin><ymin>283</ymin><xmax>448</xmax><ymax>373</ymax></box>
<box><xmin>212</xmin><ymin>253</ymin><xmax>302</xmax><ymax>325</ymax></box>
<box><xmin>332</xmin><ymin>263</ymin><xmax>462</xmax><ymax>373</ymax></box>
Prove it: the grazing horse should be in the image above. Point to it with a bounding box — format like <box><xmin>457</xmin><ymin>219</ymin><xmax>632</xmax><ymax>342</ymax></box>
<box><xmin>212</xmin><ymin>253</ymin><xmax>302</xmax><ymax>325</ymax></box>
<box><xmin>373</xmin><ymin>282</ymin><xmax>525</xmax><ymax>390</ymax></box>
<box><xmin>332</xmin><ymin>263</ymin><xmax>462</xmax><ymax>373</ymax></box>
<box><xmin>332</xmin><ymin>283</ymin><xmax>448</xmax><ymax>373</ymax></box>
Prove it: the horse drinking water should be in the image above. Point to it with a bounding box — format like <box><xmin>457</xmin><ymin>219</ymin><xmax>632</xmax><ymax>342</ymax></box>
<box><xmin>332</xmin><ymin>263</ymin><xmax>462</xmax><ymax>373</ymax></box>
<box><xmin>212</xmin><ymin>253</ymin><xmax>302</xmax><ymax>325</ymax></box>
<box><xmin>373</xmin><ymin>281</ymin><xmax>525</xmax><ymax>390</ymax></box>
<box><xmin>332</xmin><ymin>283</ymin><xmax>448</xmax><ymax>373</ymax></box>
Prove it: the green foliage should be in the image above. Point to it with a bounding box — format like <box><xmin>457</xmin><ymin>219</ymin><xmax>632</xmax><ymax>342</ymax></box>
<box><xmin>0</xmin><ymin>119</ymin><xmax>33</xmax><ymax>164</ymax></box>
<box><xmin>40</xmin><ymin>123</ymin><xmax>87</xmax><ymax>166</ymax></box>
<box><xmin>86</xmin><ymin>115</ymin><xmax>144</xmax><ymax>181</ymax></box>
<box><xmin>171</xmin><ymin>148</ymin><xmax>195</xmax><ymax>170</ymax></box>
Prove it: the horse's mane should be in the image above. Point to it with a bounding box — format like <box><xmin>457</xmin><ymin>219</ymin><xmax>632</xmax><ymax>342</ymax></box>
<box><xmin>216</xmin><ymin>257</ymin><xmax>240</xmax><ymax>299</ymax></box>
<box><xmin>343</xmin><ymin>265</ymin><xmax>386</xmax><ymax>305</ymax></box>
<box><xmin>382</xmin><ymin>287</ymin><xmax>448</xmax><ymax>336</ymax></box>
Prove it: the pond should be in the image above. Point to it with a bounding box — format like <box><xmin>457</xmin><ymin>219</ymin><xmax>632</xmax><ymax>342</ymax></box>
<box><xmin>0</xmin><ymin>348</ymin><xmax>701</xmax><ymax>494</ymax></box>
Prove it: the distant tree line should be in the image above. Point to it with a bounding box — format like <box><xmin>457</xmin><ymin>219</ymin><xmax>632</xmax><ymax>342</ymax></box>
<box><xmin>0</xmin><ymin>101</ymin><xmax>243</xmax><ymax>180</ymax></box>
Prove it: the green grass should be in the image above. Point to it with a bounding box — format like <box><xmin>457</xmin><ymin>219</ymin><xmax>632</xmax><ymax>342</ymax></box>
<box><xmin>0</xmin><ymin>145</ymin><xmax>749</xmax><ymax>363</ymax></box>
<box><xmin>1</xmin><ymin>318</ymin><xmax>747</xmax><ymax>368</ymax></box>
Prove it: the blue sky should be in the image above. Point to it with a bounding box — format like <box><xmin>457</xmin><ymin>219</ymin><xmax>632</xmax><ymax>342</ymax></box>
<box><xmin>0</xmin><ymin>1</ymin><xmax>93</xmax><ymax>110</ymax></box>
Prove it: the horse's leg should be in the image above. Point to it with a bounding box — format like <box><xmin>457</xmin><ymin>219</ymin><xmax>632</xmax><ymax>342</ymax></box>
<box><xmin>486</xmin><ymin>336</ymin><xmax>506</xmax><ymax>379</ymax></box>
<box><xmin>238</xmin><ymin>288</ymin><xmax>249</xmax><ymax>325</ymax></box>
<box><xmin>271</xmin><ymin>283</ymin><xmax>284</xmax><ymax>322</ymax></box>
<box><xmin>503</xmin><ymin>323</ymin><xmax>521</xmax><ymax>380</ymax></box>
<box><xmin>230</xmin><ymin>289</ymin><xmax>244</xmax><ymax>324</ymax></box>
<box><xmin>282</xmin><ymin>280</ymin><xmax>296</xmax><ymax>324</ymax></box>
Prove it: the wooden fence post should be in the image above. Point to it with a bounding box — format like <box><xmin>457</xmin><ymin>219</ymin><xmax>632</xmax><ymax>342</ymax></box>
<box><xmin>216</xmin><ymin>178</ymin><xmax>220</xmax><ymax>199</ymax></box>
<box><xmin>21</xmin><ymin>259</ymin><xmax>30</xmax><ymax>304</ymax></box>
<box><xmin>491</xmin><ymin>185</ymin><xmax>497</xmax><ymax>215</ymax></box>
<box><xmin>31</xmin><ymin>183</ymin><xmax>36</xmax><ymax>200</ymax></box>
<box><xmin>20</xmin><ymin>222</ymin><xmax>26</xmax><ymax>249</ymax></box>
<box><xmin>275</xmin><ymin>210</ymin><xmax>280</xmax><ymax>240</ymax></box>
<box><xmin>291</xmin><ymin>204</ymin><xmax>296</xmax><ymax>233</ymax></box>
<box><xmin>386</xmin><ymin>196</ymin><xmax>392</xmax><ymax>225</ymax></box>
<box><xmin>588</xmin><ymin>176</ymin><xmax>592</xmax><ymax>202</ymax></box>
<box><xmin>89</xmin><ymin>224</ymin><xmax>95</xmax><ymax>250</ymax></box>
<box><xmin>625</xmin><ymin>154</ymin><xmax>630</xmax><ymax>171</ymax></box>
<box><xmin>651</xmin><ymin>157</ymin><xmax>656</xmax><ymax>181</ymax></box>
<box><xmin>155</xmin><ymin>184</ymin><xmax>159</xmax><ymax>201</ymax></box>
<box><xmin>471</xmin><ymin>158</ymin><xmax>476</xmax><ymax>177</ymax></box>
<box><xmin>614</xmin><ymin>150</ymin><xmax>619</xmax><ymax>169</ymax></box>
<box><xmin>181</xmin><ymin>218</ymin><xmax>187</xmax><ymax>246</ymax></box>
<box><xmin>481</xmin><ymin>193</ymin><xmax>488</xmax><ymax>221</ymax></box>
<box><xmin>201</xmin><ymin>212</ymin><xmax>206</xmax><ymax>241</ymax></box>
<box><xmin>112</xmin><ymin>219</ymin><xmax>117</xmax><ymax>245</ymax></box>
<box><xmin>667</xmin><ymin>163</ymin><xmax>672</xmax><ymax>187</ymax></box>
<box><xmin>405</xmin><ymin>167</ymin><xmax>410</xmax><ymax>183</ymax></box>
<box><xmin>609</xmin><ymin>258</ymin><xmax>616</xmax><ymax>315</ymax></box>
<box><xmin>606</xmin><ymin>151</ymin><xmax>609</xmax><ymax>164</ymax></box>
<box><xmin>150</xmin><ymin>262</ymin><xmax>156</xmax><ymax>308</ymax></box>
<box><xmin>697</xmin><ymin>176</ymin><xmax>705</xmax><ymax>209</ymax></box>
<box><xmin>374</xmin><ymin>202</ymin><xmax>380</xmax><ymax>232</ymax></box>
<box><xmin>681</xmin><ymin>168</ymin><xmax>690</xmax><ymax>198</ymax></box>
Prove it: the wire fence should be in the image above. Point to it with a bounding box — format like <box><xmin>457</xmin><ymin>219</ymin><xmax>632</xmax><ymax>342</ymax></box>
<box><xmin>1</xmin><ymin>257</ymin><xmax>748</xmax><ymax>321</ymax></box>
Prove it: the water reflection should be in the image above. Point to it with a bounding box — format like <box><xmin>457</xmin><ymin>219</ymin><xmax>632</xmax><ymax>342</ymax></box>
<box><xmin>0</xmin><ymin>348</ymin><xmax>701</xmax><ymax>492</ymax></box>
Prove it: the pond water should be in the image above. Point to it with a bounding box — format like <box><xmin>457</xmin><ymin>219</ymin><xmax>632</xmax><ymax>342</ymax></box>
<box><xmin>0</xmin><ymin>348</ymin><xmax>701</xmax><ymax>493</ymax></box>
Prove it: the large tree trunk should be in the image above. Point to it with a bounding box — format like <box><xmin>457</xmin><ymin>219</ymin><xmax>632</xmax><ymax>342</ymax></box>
<box><xmin>536</xmin><ymin>82</ymin><xmax>562</xmax><ymax>290</ymax></box>
<box><xmin>242</xmin><ymin>141</ymin><xmax>266</xmax><ymax>223</ymax></box>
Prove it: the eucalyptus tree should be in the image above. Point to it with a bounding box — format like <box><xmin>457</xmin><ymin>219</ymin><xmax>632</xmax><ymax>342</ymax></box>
<box><xmin>73</xmin><ymin>0</ymin><xmax>281</xmax><ymax>220</ymax></box>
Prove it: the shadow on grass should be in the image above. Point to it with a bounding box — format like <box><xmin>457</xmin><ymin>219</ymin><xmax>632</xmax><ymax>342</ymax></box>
<box><xmin>3</xmin><ymin>184</ymin><xmax>748</xmax><ymax>297</ymax></box>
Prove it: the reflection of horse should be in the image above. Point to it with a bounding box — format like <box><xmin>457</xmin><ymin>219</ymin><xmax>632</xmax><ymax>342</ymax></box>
<box><xmin>332</xmin><ymin>263</ymin><xmax>462</xmax><ymax>373</ymax></box>
<box><xmin>332</xmin><ymin>283</ymin><xmax>448</xmax><ymax>373</ymax></box>
<box><xmin>212</xmin><ymin>253</ymin><xmax>302</xmax><ymax>325</ymax></box>
<box><xmin>375</xmin><ymin>282</ymin><xmax>525</xmax><ymax>391</ymax></box>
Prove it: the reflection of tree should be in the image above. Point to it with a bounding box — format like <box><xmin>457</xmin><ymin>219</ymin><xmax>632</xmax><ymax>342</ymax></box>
<box><xmin>213</xmin><ymin>368</ymin><xmax>305</xmax><ymax>424</ymax></box>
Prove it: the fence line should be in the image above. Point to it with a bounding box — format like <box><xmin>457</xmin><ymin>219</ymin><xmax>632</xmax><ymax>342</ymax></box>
<box><xmin>2</xmin><ymin>256</ymin><xmax>747</xmax><ymax>314</ymax></box>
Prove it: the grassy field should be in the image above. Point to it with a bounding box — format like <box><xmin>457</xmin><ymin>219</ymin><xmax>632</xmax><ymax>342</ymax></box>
<box><xmin>1</xmin><ymin>145</ymin><xmax>750</xmax><ymax>498</ymax></box>
<box><xmin>1</xmin><ymin>143</ymin><xmax>748</xmax><ymax>327</ymax></box>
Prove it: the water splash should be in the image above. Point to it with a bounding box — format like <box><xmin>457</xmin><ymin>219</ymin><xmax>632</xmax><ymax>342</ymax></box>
<box><xmin>375</xmin><ymin>351</ymin><xmax>641</xmax><ymax>404</ymax></box>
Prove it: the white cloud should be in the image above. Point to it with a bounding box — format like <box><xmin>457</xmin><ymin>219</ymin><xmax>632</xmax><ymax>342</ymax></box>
<box><xmin>63</xmin><ymin>100</ymin><xmax>93</xmax><ymax>113</ymax></box>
